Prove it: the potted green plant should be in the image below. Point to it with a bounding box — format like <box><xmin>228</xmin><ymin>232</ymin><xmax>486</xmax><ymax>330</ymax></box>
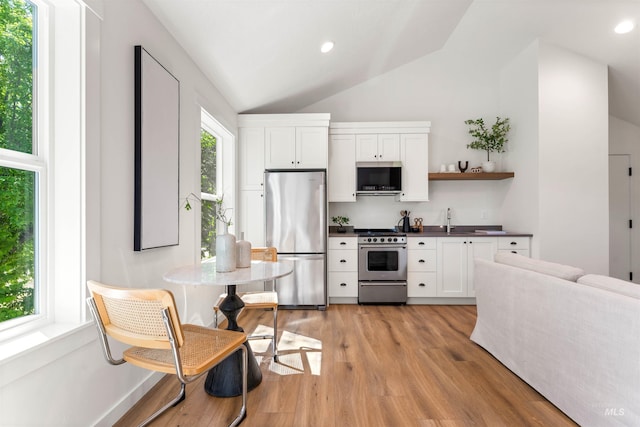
<box><xmin>464</xmin><ymin>117</ymin><xmax>511</xmax><ymax>172</ymax></box>
<box><xmin>331</xmin><ymin>215</ymin><xmax>350</xmax><ymax>233</ymax></box>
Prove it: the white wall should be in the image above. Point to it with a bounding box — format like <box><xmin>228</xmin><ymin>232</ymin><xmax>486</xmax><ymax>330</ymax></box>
<box><xmin>536</xmin><ymin>42</ymin><xmax>609</xmax><ymax>272</ymax></box>
<box><xmin>500</xmin><ymin>41</ymin><xmax>609</xmax><ymax>271</ymax></box>
<box><xmin>0</xmin><ymin>1</ymin><xmax>238</xmax><ymax>426</ymax></box>
<box><xmin>610</xmin><ymin>115</ymin><xmax>640</xmax><ymax>281</ymax></box>
<box><xmin>305</xmin><ymin>40</ymin><xmax>609</xmax><ymax>273</ymax></box>
<box><xmin>498</xmin><ymin>40</ymin><xmax>541</xmax><ymax>252</ymax></box>
<box><xmin>301</xmin><ymin>49</ymin><xmax>512</xmax><ymax>229</ymax></box>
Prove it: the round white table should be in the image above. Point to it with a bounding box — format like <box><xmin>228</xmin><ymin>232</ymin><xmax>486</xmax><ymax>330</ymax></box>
<box><xmin>163</xmin><ymin>259</ymin><xmax>293</xmax><ymax>397</ymax></box>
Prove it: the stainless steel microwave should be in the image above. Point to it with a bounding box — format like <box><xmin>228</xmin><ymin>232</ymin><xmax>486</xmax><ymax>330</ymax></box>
<box><xmin>356</xmin><ymin>161</ymin><xmax>402</xmax><ymax>195</ymax></box>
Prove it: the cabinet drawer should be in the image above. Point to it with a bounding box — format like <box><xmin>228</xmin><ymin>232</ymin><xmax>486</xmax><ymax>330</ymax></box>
<box><xmin>328</xmin><ymin>272</ymin><xmax>358</xmax><ymax>297</ymax></box>
<box><xmin>498</xmin><ymin>249</ymin><xmax>530</xmax><ymax>257</ymax></box>
<box><xmin>408</xmin><ymin>272</ymin><xmax>437</xmax><ymax>297</ymax></box>
<box><xmin>328</xmin><ymin>250</ymin><xmax>358</xmax><ymax>271</ymax></box>
<box><xmin>328</xmin><ymin>237</ymin><xmax>357</xmax><ymax>250</ymax></box>
<box><xmin>408</xmin><ymin>250</ymin><xmax>437</xmax><ymax>271</ymax></box>
<box><xmin>498</xmin><ymin>236</ymin><xmax>530</xmax><ymax>250</ymax></box>
<box><xmin>408</xmin><ymin>237</ymin><xmax>436</xmax><ymax>250</ymax></box>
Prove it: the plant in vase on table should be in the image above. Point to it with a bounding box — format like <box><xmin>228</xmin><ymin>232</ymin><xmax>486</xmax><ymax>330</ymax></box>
<box><xmin>465</xmin><ymin>116</ymin><xmax>511</xmax><ymax>173</ymax></box>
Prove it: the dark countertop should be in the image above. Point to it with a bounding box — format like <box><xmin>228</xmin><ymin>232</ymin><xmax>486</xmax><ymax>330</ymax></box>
<box><xmin>328</xmin><ymin>225</ymin><xmax>532</xmax><ymax>238</ymax></box>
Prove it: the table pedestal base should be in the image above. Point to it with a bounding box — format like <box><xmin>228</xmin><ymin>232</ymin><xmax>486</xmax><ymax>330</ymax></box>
<box><xmin>204</xmin><ymin>285</ymin><xmax>263</xmax><ymax>397</ymax></box>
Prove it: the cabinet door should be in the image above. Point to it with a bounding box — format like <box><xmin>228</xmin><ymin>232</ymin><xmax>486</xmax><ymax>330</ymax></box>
<box><xmin>437</xmin><ymin>238</ymin><xmax>467</xmax><ymax>297</ymax></box>
<box><xmin>328</xmin><ymin>134</ymin><xmax>356</xmax><ymax>202</ymax></box>
<box><xmin>378</xmin><ymin>134</ymin><xmax>400</xmax><ymax>161</ymax></box>
<box><xmin>399</xmin><ymin>133</ymin><xmax>429</xmax><ymax>201</ymax></box>
<box><xmin>408</xmin><ymin>272</ymin><xmax>437</xmax><ymax>297</ymax></box>
<box><xmin>296</xmin><ymin>127</ymin><xmax>328</xmax><ymax>168</ymax></box>
<box><xmin>328</xmin><ymin>250</ymin><xmax>358</xmax><ymax>272</ymax></box>
<box><xmin>328</xmin><ymin>236</ymin><xmax>357</xmax><ymax>250</ymax></box>
<box><xmin>466</xmin><ymin>238</ymin><xmax>498</xmax><ymax>297</ymax></box>
<box><xmin>239</xmin><ymin>127</ymin><xmax>265</xmax><ymax>190</ymax></box>
<box><xmin>239</xmin><ymin>190</ymin><xmax>265</xmax><ymax>246</ymax></box>
<box><xmin>265</xmin><ymin>127</ymin><xmax>296</xmax><ymax>168</ymax></box>
<box><xmin>328</xmin><ymin>272</ymin><xmax>358</xmax><ymax>297</ymax></box>
<box><xmin>355</xmin><ymin>134</ymin><xmax>379</xmax><ymax>161</ymax></box>
<box><xmin>408</xmin><ymin>250</ymin><xmax>437</xmax><ymax>272</ymax></box>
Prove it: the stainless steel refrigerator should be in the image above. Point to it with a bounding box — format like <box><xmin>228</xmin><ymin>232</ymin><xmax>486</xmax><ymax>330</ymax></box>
<box><xmin>265</xmin><ymin>170</ymin><xmax>326</xmax><ymax>309</ymax></box>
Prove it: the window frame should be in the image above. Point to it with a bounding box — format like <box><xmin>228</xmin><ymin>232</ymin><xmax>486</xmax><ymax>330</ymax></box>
<box><xmin>199</xmin><ymin>108</ymin><xmax>235</xmax><ymax>257</ymax></box>
<box><xmin>0</xmin><ymin>0</ymin><xmax>50</xmax><ymax>336</ymax></box>
<box><xmin>0</xmin><ymin>0</ymin><xmax>88</xmax><ymax>355</ymax></box>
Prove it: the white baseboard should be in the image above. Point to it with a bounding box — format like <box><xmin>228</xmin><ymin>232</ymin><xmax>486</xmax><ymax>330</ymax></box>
<box><xmin>93</xmin><ymin>371</ymin><xmax>164</xmax><ymax>427</ymax></box>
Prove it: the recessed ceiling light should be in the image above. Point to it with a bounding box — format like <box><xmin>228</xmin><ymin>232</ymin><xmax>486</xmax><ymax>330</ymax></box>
<box><xmin>614</xmin><ymin>20</ymin><xmax>634</xmax><ymax>34</ymax></box>
<box><xmin>320</xmin><ymin>41</ymin><xmax>334</xmax><ymax>53</ymax></box>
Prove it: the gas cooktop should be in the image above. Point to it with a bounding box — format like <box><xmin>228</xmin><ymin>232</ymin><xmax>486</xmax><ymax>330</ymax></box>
<box><xmin>353</xmin><ymin>228</ymin><xmax>406</xmax><ymax>236</ymax></box>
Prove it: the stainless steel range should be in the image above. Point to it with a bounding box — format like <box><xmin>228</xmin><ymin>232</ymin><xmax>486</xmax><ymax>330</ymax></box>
<box><xmin>355</xmin><ymin>229</ymin><xmax>408</xmax><ymax>304</ymax></box>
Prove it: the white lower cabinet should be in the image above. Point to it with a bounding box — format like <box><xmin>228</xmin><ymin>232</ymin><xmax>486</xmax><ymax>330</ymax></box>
<box><xmin>328</xmin><ymin>237</ymin><xmax>358</xmax><ymax>298</ymax></box>
<box><xmin>497</xmin><ymin>236</ymin><xmax>530</xmax><ymax>257</ymax></box>
<box><xmin>407</xmin><ymin>237</ymin><xmax>437</xmax><ymax>297</ymax></box>
<box><xmin>437</xmin><ymin>237</ymin><xmax>497</xmax><ymax>297</ymax></box>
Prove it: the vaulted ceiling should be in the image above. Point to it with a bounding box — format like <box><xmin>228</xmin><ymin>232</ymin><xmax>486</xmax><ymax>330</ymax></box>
<box><xmin>142</xmin><ymin>0</ymin><xmax>640</xmax><ymax>127</ymax></box>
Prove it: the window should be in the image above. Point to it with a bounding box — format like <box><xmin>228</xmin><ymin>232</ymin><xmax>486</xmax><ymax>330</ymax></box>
<box><xmin>0</xmin><ymin>0</ymin><xmax>39</xmax><ymax>325</ymax></box>
<box><xmin>200</xmin><ymin>126</ymin><xmax>217</xmax><ymax>258</ymax></box>
<box><xmin>0</xmin><ymin>0</ymin><xmax>88</xmax><ymax>352</ymax></box>
<box><xmin>200</xmin><ymin>108</ymin><xmax>234</xmax><ymax>260</ymax></box>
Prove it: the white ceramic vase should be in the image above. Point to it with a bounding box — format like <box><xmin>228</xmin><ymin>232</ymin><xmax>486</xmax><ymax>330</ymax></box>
<box><xmin>216</xmin><ymin>222</ymin><xmax>236</xmax><ymax>273</ymax></box>
<box><xmin>482</xmin><ymin>161</ymin><xmax>496</xmax><ymax>173</ymax></box>
<box><xmin>236</xmin><ymin>233</ymin><xmax>251</xmax><ymax>268</ymax></box>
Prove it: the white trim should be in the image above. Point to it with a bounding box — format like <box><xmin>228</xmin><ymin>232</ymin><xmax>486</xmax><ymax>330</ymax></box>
<box><xmin>238</xmin><ymin>113</ymin><xmax>331</xmax><ymax>128</ymax></box>
<box><xmin>329</xmin><ymin>121</ymin><xmax>432</xmax><ymax>134</ymax></box>
<box><xmin>0</xmin><ymin>322</ymin><xmax>94</xmax><ymax>387</ymax></box>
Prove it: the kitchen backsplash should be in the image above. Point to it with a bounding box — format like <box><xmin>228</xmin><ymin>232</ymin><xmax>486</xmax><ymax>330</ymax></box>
<box><xmin>329</xmin><ymin>180</ymin><xmax>509</xmax><ymax>228</ymax></box>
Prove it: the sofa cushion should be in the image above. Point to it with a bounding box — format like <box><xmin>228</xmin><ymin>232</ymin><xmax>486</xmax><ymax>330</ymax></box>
<box><xmin>493</xmin><ymin>252</ymin><xmax>584</xmax><ymax>282</ymax></box>
<box><xmin>577</xmin><ymin>274</ymin><xmax>640</xmax><ymax>299</ymax></box>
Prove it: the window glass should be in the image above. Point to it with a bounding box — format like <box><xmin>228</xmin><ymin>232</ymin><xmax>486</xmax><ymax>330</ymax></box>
<box><xmin>0</xmin><ymin>167</ymin><xmax>36</xmax><ymax>322</ymax></box>
<box><xmin>0</xmin><ymin>0</ymin><xmax>37</xmax><ymax>324</ymax></box>
<box><xmin>201</xmin><ymin>129</ymin><xmax>216</xmax><ymax>258</ymax></box>
<box><xmin>0</xmin><ymin>0</ymin><xmax>34</xmax><ymax>154</ymax></box>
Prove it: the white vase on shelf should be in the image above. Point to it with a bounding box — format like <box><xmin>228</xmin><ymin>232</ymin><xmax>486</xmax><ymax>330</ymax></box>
<box><xmin>482</xmin><ymin>161</ymin><xmax>496</xmax><ymax>173</ymax></box>
<box><xmin>216</xmin><ymin>222</ymin><xmax>236</xmax><ymax>273</ymax></box>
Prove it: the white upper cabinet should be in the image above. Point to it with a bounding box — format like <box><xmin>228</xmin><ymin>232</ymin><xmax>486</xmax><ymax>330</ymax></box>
<box><xmin>330</xmin><ymin>121</ymin><xmax>430</xmax><ymax>202</ymax></box>
<box><xmin>264</xmin><ymin>127</ymin><xmax>296</xmax><ymax>168</ymax></box>
<box><xmin>356</xmin><ymin>134</ymin><xmax>400</xmax><ymax>162</ymax></box>
<box><xmin>265</xmin><ymin>126</ymin><xmax>328</xmax><ymax>169</ymax></box>
<box><xmin>239</xmin><ymin>114</ymin><xmax>331</xmax><ymax>171</ymax></box>
<box><xmin>328</xmin><ymin>134</ymin><xmax>356</xmax><ymax>202</ymax></box>
<box><xmin>399</xmin><ymin>133</ymin><xmax>429</xmax><ymax>202</ymax></box>
<box><xmin>295</xmin><ymin>127</ymin><xmax>329</xmax><ymax>168</ymax></box>
<box><xmin>239</xmin><ymin>127</ymin><xmax>265</xmax><ymax>190</ymax></box>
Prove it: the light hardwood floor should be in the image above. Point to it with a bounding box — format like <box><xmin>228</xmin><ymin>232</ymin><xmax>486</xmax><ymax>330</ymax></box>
<box><xmin>114</xmin><ymin>305</ymin><xmax>577</xmax><ymax>427</ymax></box>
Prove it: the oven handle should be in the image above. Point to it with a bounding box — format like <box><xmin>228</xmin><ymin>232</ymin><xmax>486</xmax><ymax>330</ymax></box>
<box><xmin>359</xmin><ymin>245</ymin><xmax>407</xmax><ymax>249</ymax></box>
<box><xmin>359</xmin><ymin>282</ymin><xmax>407</xmax><ymax>287</ymax></box>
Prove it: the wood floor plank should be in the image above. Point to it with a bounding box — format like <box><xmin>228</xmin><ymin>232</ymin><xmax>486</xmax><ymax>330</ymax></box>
<box><xmin>113</xmin><ymin>305</ymin><xmax>577</xmax><ymax>427</ymax></box>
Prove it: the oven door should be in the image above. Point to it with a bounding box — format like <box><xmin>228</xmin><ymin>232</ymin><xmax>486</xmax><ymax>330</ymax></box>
<box><xmin>358</xmin><ymin>245</ymin><xmax>407</xmax><ymax>281</ymax></box>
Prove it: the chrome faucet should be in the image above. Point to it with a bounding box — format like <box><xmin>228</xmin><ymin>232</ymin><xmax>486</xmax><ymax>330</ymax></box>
<box><xmin>446</xmin><ymin>207</ymin><xmax>455</xmax><ymax>234</ymax></box>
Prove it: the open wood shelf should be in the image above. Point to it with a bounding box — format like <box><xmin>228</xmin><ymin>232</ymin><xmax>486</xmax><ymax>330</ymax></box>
<box><xmin>429</xmin><ymin>172</ymin><xmax>515</xmax><ymax>181</ymax></box>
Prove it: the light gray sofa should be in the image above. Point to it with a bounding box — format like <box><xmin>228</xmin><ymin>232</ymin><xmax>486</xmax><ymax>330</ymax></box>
<box><xmin>470</xmin><ymin>252</ymin><xmax>640</xmax><ymax>427</ymax></box>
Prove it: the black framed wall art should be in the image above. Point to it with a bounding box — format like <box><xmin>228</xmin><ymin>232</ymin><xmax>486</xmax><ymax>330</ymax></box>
<box><xmin>134</xmin><ymin>45</ymin><xmax>180</xmax><ymax>251</ymax></box>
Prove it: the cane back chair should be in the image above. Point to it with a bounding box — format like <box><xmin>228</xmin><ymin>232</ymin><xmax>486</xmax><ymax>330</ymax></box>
<box><xmin>213</xmin><ymin>247</ymin><xmax>279</xmax><ymax>360</ymax></box>
<box><xmin>86</xmin><ymin>280</ymin><xmax>247</xmax><ymax>427</ymax></box>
